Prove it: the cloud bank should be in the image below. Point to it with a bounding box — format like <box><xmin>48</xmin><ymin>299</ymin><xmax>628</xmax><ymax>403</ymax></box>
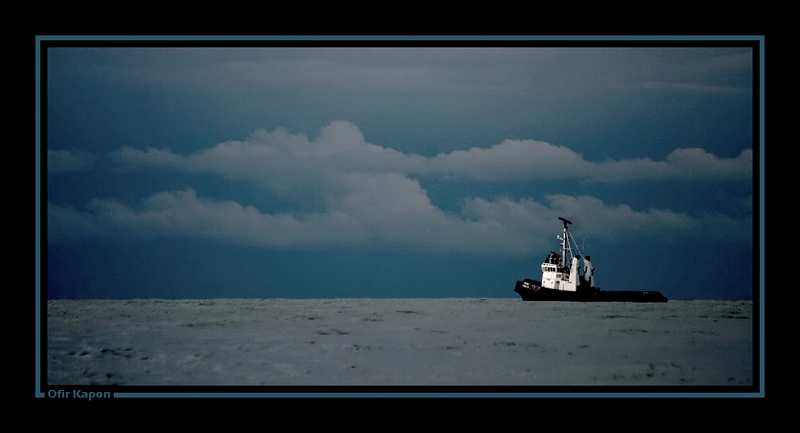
<box><xmin>49</xmin><ymin>121</ymin><xmax>752</xmax><ymax>253</ymax></box>
<box><xmin>107</xmin><ymin>120</ymin><xmax>752</xmax><ymax>183</ymax></box>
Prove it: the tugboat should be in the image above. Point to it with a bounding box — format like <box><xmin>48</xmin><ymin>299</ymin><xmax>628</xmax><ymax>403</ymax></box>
<box><xmin>514</xmin><ymin>217</ymin><xmax>667</xmax><ymax>302</ymax></box>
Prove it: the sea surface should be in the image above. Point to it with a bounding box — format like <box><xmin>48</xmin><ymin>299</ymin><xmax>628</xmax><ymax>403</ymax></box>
<box><xmin>46</xmin><ymin>298</ymin><xmax>754</xmax><ymax>388</ymax></box>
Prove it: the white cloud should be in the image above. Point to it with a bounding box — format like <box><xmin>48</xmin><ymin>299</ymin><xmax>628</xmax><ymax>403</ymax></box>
<box><xmin>49</xmin><ymin>189</ymin><xmax>367</xmax><ymax>247</ymax></box>
<box><xmin>109</xmin><ymin>120</ymin><xmax>752</xmax><ymax>185</ymax></box>
<box><xmin>665</xmin><ymin>148</ymin><xmax>753</xmax><ymax>179</ymax></box>
<box><xmin>48</xmin><ymin>188</ymin><xmax>745</xmax><ymax>255</ymax></box>
<box><xmin>462</xmin><ymin>194</ymin><xmax>697</xmax><ymax>241</ymax></box>
<box><xmin>424</xmin><ymin>139</ymin><xmax>592</xmax><ymax>180</ymax></box>
<box><xmin>589</xmin><ymin>148</ymin><xmax>752</xmax><ymax>183</ymax></box>
<box><xmin>108</xmin><ymin>146</ymin><xmax>192</xmax><ymax>171</ymax></box>
<box><xmin>53</xmin><ymin>121</ymin><xmax>751</xmax><ymax>253</ymax></box>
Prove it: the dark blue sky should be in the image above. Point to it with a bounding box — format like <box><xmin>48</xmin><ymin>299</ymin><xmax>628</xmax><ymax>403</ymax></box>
<box><xmin>41</xmin><ymin>40</ymin><xmax>759</xmax><ymax>300</ymax></box>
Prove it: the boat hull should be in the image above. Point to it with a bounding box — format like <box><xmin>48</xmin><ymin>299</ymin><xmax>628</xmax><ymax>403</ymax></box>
<box><xmin>514</xmin><ymin>279</ymin><xmax>668</xmax><ymax>303</ymax></box>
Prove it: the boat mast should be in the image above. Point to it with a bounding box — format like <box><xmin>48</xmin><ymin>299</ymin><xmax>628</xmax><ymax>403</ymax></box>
<box><xmin>558</xmin><ymin>217</ymin><xmax>572</xmax><ymax>269</ymax></box>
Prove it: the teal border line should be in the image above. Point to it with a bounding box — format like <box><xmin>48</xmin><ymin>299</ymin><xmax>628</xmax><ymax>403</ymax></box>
<box><xmin>114</xmin><ymin>391</ymin><xmax>759</xmax><ymax>398</ymax></box>
<box><xmin>35</xmin><ymin>37</ymin><xmax>42</xmax><ymax>398</ymax></box>
<box><xmin>35</xmin><ymin>34</ymin><xmax>765</xmax><ymax>399</ymax></box>
<box><xmin>36</xmin><ymin>35</ymin><xmax>763</xmax><ymax>42</ymax></box>
<box><xmin>758</xmin><ymin>36</ymin><xmax>765</xmax><ymax>397</ymax></box>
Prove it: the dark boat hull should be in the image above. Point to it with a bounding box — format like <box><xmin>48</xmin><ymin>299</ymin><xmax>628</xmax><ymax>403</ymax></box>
<box><xmin>514</xmin><ymin>279</ymin><xmax>667</xmax><ymax>303</ymax></box>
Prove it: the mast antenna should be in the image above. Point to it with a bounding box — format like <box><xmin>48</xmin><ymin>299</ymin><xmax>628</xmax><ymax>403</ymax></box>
<box><xmin>558</xmin><ymin>217</ymin><xmax>572</xmax><ymax>268</ymax></box>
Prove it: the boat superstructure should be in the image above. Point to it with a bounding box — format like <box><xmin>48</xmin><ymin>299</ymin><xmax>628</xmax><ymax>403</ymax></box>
<box><xmin>514</xmin><ymin>217</ymin><xmax>667</xmax><ymax>302</ymax></box>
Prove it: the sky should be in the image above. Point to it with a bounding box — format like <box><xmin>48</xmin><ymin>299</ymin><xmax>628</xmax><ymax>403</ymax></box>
<box><xmin>41</xmin><ymin>40</ymin><xmax>759</xmax><ymax>300</ymax></box>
